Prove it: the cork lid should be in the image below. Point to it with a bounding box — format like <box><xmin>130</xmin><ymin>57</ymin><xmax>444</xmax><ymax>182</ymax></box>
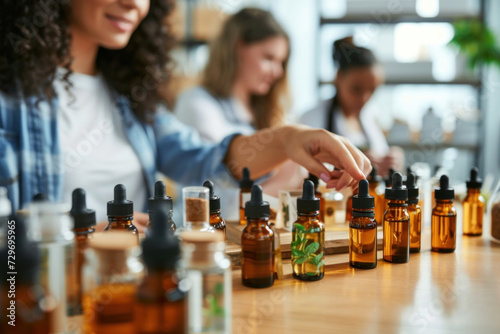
<box><xmin>181</xmin><ymin>231</ymin><xmax>225</xmax><ymax>266</ymax></box>
<box><xmin>181</xmin><ymin>231</ymin><xmax>224</xmax><ymax>244</ymax></box>
<box><xmin>89</xmin><ymin>232</ymin><xmax>138</xmax><ymax>250</ymax></box>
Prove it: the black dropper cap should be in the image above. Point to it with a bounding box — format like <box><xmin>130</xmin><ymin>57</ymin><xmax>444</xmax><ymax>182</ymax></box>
<box><xmin>203</xmin><ymin>180</ymin><xmax>220</xmax><ymax>212</ymax></box>
<box><xmin>107</xmin><ymin>184</ymin><xmax>133</xmax><ymax>217</ymax></box>
<box><xmin>240</xmin><ymin>167</ymin><xmax>254</xmax><ymax>189</ymax></box>
<box><xmin>0</xmin><ymin>215</ymin><xmax>41</xmax><ymax>284</ymax></box>
<box><xmin>307</xmin><ymin>173</ymin><xmax>319</xmax><ymax>189</ymax></box>
<box><xmin>466</xmin><ymin>167</ymin><xmax>482</xmax><ymax>189</ymax></box>
<box><xmin>368</xmin><ymin>167</ymin><xmax>382</xmax><ymax>183</ymax></box>
<box><xmin>141</xmin><ymin>208</ymin><xmax>180</xmax><ymax>270</ymax></box>
<box><xmin>32</xmin><ymin>193</ymin><xmax>48</xmax><ymax>202</ymax></box>
<box><xmin>70</xmin><ymin>188</ymin><xmax>96</xmax><ymax>229</ymax></box>
<box><xmin>148</xmin><ymin>181</ymin><xmax>173</xmax><ymax>214</ymax></box>
<box><xmin>297</xmin><ymin>180</ymin><xmax>319</xmax><ymax>213</ymax></box>
<box><xmin>385</xmin><ymin>172</ymin><xmax>408</xmax><ymax>201</ymax></box>
<box><xmin>385</xmin><ymin>168</ymin><xmax>395</xmax><ymax>187</ymax></box>
<box><xmin>435</xmin><ymin>175</ymin><xmax>454</xmax><ymax>200</ymax></box>
<box><xmin>353</xmin><ymin>179</ymin><xmax>374</xmax><ymax>210</ymax></box>
<box><xmin>245</xmin><ymin>185</ymin><xmax>270</xmax><ymax>219</ymax></box>
<box><xmin>406</xmin><ymin>172</ymin><xmax>419</xmax><ymax>203</ymax></box>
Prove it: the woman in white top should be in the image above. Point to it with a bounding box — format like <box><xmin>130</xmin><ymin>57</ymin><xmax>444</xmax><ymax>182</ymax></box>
<box><xmin>175</xmin><ymin>8</ymin><xmax>306</xmax><ymax>218</ymax></box>
<box><xmin>300</xmin><ymin>37</ymin><xmax>403</xmax><ymax>177</ymax></box>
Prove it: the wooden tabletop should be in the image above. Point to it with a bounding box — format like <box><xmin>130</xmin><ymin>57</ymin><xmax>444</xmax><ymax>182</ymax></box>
<box><xmin>231</xmin><ymin>227</ymin><xmax>500</xmax><ymax>334</ymax></box>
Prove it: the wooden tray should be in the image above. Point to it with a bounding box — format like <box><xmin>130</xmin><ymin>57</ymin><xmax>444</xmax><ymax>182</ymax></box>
<box><xmin>225</xmin><ymin>221</ymin><xmax>383</xmax><ymax>267</ymax></box>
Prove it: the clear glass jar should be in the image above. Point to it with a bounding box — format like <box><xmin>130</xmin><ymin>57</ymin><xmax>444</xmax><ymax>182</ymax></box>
<box><xmin>178</xmin><ymin>187</ymin><xmax>215</xmax><ymax>234</ymax></box>
<box><xmin>181</xmin><ymin>231</ymin><xmax>231</xmax><ymax>334</ymax></box>
<box><xmin>488</xmin><ymin>178</ymin><xmax>500</xmax><ymax>243</ymax></box>
<box><xmin>82</xmin><ymin>232</ymin><xmax>143</xmax><ymax>334</ymax></box>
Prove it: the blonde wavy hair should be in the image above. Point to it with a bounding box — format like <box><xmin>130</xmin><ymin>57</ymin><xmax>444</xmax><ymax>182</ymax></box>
<box><xmin>202</xmin><ymin>8</ymin><xmax>290</xmax><ymax>129</ymax></box>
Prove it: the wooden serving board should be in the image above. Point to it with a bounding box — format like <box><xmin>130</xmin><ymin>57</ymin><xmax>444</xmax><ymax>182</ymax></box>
<box><xmin>225</xmin><ymin>221</ymin><xmax>383</xmax><ymax>267</ymax></box>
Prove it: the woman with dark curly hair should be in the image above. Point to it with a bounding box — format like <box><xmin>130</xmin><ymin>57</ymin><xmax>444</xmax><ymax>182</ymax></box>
<box><xmin>0</xmin><ymin>0</ymin><xmax>371</xmax><ymax>230</ymax></box>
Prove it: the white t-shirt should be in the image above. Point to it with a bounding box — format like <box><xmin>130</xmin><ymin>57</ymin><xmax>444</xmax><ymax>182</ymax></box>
<box><xmin>54</xmin><ymin>69</ymin><xmax>147</xmax><ymax>222</ymax></box>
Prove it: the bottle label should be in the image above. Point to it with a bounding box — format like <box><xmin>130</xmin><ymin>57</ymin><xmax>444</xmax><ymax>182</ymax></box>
<box><xmin>291</xmin><ymin>223</ymin><xmax>325</xmax><ymax>278</ymax></box>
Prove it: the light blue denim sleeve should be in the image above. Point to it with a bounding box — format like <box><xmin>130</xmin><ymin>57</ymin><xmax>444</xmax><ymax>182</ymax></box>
<box><xmin>153</xmin><ymin>108</ymin><xmax>240</xmax><ymax>187</ymax></box>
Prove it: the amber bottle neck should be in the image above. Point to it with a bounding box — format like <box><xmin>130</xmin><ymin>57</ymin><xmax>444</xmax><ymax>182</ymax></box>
<box><xmin>435</xmin><ymin>198</ymin><xmax>454</xmax><ymax>206</ymax></box>
<box><xmin>247</xmin><ymin>217</ymin><xmax>269</xmax><ymax>225</ymax></box>
<box><xmin>74</xmin><ymin>227</ymin><xmax>95</xmax><ymax>235</ymax></box>
<box><xmin>298</xmin><ymin>211</ymin><xmax>319</xmax><ymax>218</ymax></box>
<box><xmin>467</xmin><ymin>188</ymin><xmax>480</xmax><ymax>195</ymax></box>
<box><xmin>388</xmin><ymin>199</ymin><xmax>407</xmax><ymax>206</ymax></box>
<box><xmin>108</xmin><ymin>216</ymin><xmax>134</xmax><ymax>224</ymax></box>
<box><xmin>210</xmin><ymin>209</ymin><xmax>221</xmax><ymax>216</ymax></box>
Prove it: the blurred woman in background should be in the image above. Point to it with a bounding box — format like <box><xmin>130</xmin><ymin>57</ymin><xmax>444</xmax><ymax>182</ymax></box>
<box><xmin>175</xmin><ymin>8</ymin><xmax>306</xmax><ymax>218</ymax></box>
<box><xmin>301</xmin><ymin>37</ymin><xmax>403</xmax><ymax>177</ymax></box>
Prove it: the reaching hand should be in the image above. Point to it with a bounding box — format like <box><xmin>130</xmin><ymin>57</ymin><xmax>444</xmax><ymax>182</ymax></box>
<box><xmin>282</xmin><ymin>126</ymin><xmax>372</xmax><ymax>190</ymax></box>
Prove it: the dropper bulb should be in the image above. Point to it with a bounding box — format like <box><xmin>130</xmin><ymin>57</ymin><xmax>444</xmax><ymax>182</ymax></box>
<box><xmin>203</xmin><ymin>180</ymin><xmax>214</xmax><ymax>197</ymax></box>
<box><xmin>407</xmin><ymin>172</ymin><xmax>416</xmax><ymax>188</ymax></box>
<box><xmin>470</xmin><ymin>167</ymin><xmax>478</xmax><ymax>181</ymax></box>
<box><xmin>440</xmin><ymin>175</ymin><xmax>449</xmax><ymax>189</ymax></box>
<box><xmin>250</xmin><ymin>184</ymin><xmax>263</xmax><ymax>204</ymax></box>
<box><xmin>154</xmin><ymin>181</ymin><xmax>167</xmax><ymax>199</ymax></box>
<box><xmin>114</xmin><ymin>184</ymin><xmax>127</xmax><ymax>203</ymax></box>
<box><xmin>242</xmin><ymin>167</ymin><xmax>250</xmax><ymax>181</ymax></box>
<box><xmin>302</xmin><ymin>180</ymin><xmax>315</xmax><ymax>200</ymax></box>
<box><xmin>71</xmin><ymin>188</ymin><xmax>87</xmax><ymax>213</ymax></box>
<box><xmin>358</xmin><ymin>179</ymin><xmax>369</xmax><ymax>197</ymax></box>
<box><xmin>392</xmin><ymin>172</ymin><xmax>403</xmax><ymax>189</ymax></box>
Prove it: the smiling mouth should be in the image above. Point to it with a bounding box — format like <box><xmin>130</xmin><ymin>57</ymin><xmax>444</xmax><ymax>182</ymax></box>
<box><xmin>105</xmin><ymin>14</ymin><xmax>135</xmax><ymax>32</ymax></box>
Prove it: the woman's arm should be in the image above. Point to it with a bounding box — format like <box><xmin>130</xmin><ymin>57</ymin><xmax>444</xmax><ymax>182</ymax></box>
<box><xmin>225</xmin><ymin>125</ymin><xmax>371</xmax><ymax>190</ymax></box>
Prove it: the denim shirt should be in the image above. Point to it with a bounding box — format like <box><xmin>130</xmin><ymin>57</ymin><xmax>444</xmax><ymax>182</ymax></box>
<box><xmin>0</xmin><ymin>90</ymin><xmax>238</xmax><ymax>212</ymax></box>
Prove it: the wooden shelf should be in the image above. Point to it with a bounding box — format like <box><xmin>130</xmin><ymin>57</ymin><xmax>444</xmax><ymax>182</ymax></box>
<box><xmin>320</xmin><ymin>15</ymin><xmax>479</xmax><ymax>25</ymax></box>
<box><xmin>318</xmin><ymin>78</ymin><xmax>481</xmax><ymax>86</ymax></box>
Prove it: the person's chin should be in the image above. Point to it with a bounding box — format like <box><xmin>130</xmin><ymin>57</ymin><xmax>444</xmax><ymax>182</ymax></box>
<box><xmin>100</xmin><ymin>35</ymin><xmax>133</xmax><ymax>50</ymax></box>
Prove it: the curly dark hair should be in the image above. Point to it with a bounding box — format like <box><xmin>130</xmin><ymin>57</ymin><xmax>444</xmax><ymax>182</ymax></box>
<box><xmin>0</xmin><ymin>0</ymin><xmax>174</xmax><ymax>121</ymax></box>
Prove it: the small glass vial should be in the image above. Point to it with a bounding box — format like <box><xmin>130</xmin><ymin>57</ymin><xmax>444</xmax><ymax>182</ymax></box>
<box><xmin>147</xmin><ymin>181</ymin><xmax>176</xmax><ymax>237</ymax></box>
<box><xmin>239</xmin><ymin>167</ymin><xmax>254</xmax><ymax>226</ymax></box>
<box><xmin>180</xmin><ymin>186</ymin><xmax>215</xmax><ymax>234</ymax></box>
<box><xmin>406</xmin><ymin>173</ymin><xmax>422</xmax><ymax>253</ymax></box>
<box><xmin>0</xmin><ymin>215</ymin><xmax>54</xmax><ymax>333</ymax></box>
<box><xmin>307</xmin><ymin>173</ymin><xmax>326</xmax><ymax>223</ymax></box>
<box><xmin>182</xmin><ymin>231</ymin><xmax>231</xmax><ymax>334</ymax></box>
<box><xmin>367</xmin><ymin>167</ymin><xmax>385</xmax><ymax>226</ymax></box>
<box><xmin>29</xmin><ymin>201</ymin><xmax>79</xmax><ymax>326</ymax></box>
<box><xmin>204</xmin><ymin>180</ymin><xmax>227</xmax><ymax>239</ymax></box>
<box><xmin>135</xmin><ymin>209</ymin><xmax>186</xmax><ymax>334</ymax></box>
<box><xmin>70</xmin><ymin>188</ymin><xmax>96</xmax><ymax>315</ymax></box>
<box><xmin>431</xmin><ymin>175</ymin><xmax>457</xmax><ymax>253</ymax></box>
<box><xmin>349</xmin><ymin>179</ymin><xmax>377</xmax><ymax>269</ymax></box>
<box><xmin>292</xmin><ymin>180</ymin><xmax>325</xmax><ymax>280</ymax></box>
<box><xmin>241</xmin><ymin>185</ymin><xmax>274</xmax><ymax>288</ymax></box>
<box><xmin>104</xmin><ymin>184</ymin><xmax>139</xmax><ymax>244</ymax></box>
<box><xmin>463</xmin><ymin>167</ymin><xmax>485</xmax><ymax>236</ymax></box>
<box><xmin>383</xmin><ymin>172</ymin><xmax>410</xmax><ymax>263</ymax></box>
<box><xmin>83</xmin><ymin>232</ymin><xmax>143</xmax><ymax>334</ymax></box>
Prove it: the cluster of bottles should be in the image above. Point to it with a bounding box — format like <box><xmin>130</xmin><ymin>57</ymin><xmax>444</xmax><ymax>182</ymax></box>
<box><xmin>0</xmin><ymin>179</ymin><xmax>231</xmax><ymax>334</ymax></box>
<box><xmin>348</xmin><ymin>166</ymin><xmax>485</xmax><ymax>269</ymax></box>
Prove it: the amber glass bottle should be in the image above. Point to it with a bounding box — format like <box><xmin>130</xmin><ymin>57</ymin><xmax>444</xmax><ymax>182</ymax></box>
<box><xmin>0</xmin><ymin>215</ymin><xmax>54</xmax><ymax>334</ymax></box>
<box><xmin>463</xmin><ymin>167</ymin><xmax>484</xmax><ymax>236</ymax></box>
<box><xmin>383</xmin><ymin>168</ymin><xmax>395</xmax><ymax>216</ymax></box>
<box><xmin>383</xmin><ymin>172</ymin><xmax>410</xmax><ymax>263</ymax></box>
<box><xmin>70</xmin><ymin>188</ymin><xmax>96</xmax><ymax>315</ymax></box>
<box><xmin>307</xmin><ymin>174</ymin><xmax>326</xmax><ymax>223</ymax></box>
<box><xmin>239</xmin><ymin>167</ymin><xmax>254</xmax><ymax>226</ymax></box>
<box><xmin>345</xmin><ymin>189</ymin><xmax>358</xmax><ymax>224</ymax></box>
<box><xmin>292</xmin><ymin>180</ymin><xmax>325</xmax><ymax>280</ymax></box>
<box><xmin>104</xmin><ymin>184</ymin><xmax>139</xmax><ymax>243</ymax></box>
<box><xmin>147</xmin><ymin>181</ymin><xmax>176</xmax><ymax>237</ymax></box>
<box><xmin>83</xmin><ymin>232</ymin><xmax>143</xmax><ymax>334</ymax></box>
<box><xmin>432</xmin><ymin>175</ymin><xmax>457</xmax><ymax>252</ymax></box>
<box><xmin>241</xmin><ymin>185</ymin><xmax>274</xmax><ymax>288</ymax></box>
<box><xmin>349</xmin><ymin>179</ymin><xmax>377</xmax><ymax>269</ymax></box>
<box><xmin>406</xmin><ymin>173</ymin><xmax>422</xmax><ymax>253</ymax></box>
<box><xmin>368</xmin><ymin>167</ymin><xmax>384</xmax><ymax>226</ymax></box>
<box><xmin>204</xmin><ymin>180</ymin><xmax>226</xmax><ymax>239</ymax></box>
<box><xmin>135</xmin><ymin>208</ymin><xmax>186</xmax><ymax>334</ymax></box>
